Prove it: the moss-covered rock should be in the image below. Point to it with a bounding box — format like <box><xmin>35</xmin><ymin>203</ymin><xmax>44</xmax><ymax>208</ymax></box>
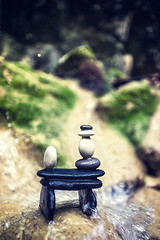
<box><xmin>96</xmin><ymin>81</ymin><xmax>159</xmax><ymax>147</ymax></box>
<box><xmin>54</xmin><ymin>44</ymin><xmax>96</xmax><ymax>77</ymax></box>
<box><xmin>0</xmin><ymin>60</ymin><xmax>77</xmax><ymax>166</ymax></box>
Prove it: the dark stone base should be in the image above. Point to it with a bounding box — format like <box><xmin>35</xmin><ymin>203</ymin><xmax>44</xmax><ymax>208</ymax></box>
<box><xmin>39</xmin><ymin>186</ymin><xmax>55</xmax><ymax>221</ymax></box>
<box><xmin>39</xmin><ymin>186</ymin><xmax>97</xmax><ymax>221</ymax></box>
<box><xmin>40</xmin><ymin>178</ymin><xmax>102</xmax><ymax>190</ymax></box>
<box><xmin>37</xmin><ymin>168</ymin><xmax>105</xmax><ymax>179</ymax></box>
<box><xmin>38</xmin><ymin>168</ymin><xmax>105</xmax><ymax>221</ymax></box>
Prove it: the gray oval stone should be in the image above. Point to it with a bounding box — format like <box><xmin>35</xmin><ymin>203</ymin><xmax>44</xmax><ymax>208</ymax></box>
<box><xmin>75</xmin><ymin>158</ymin><xmax>101</xmax><ymax>170</ymax></box>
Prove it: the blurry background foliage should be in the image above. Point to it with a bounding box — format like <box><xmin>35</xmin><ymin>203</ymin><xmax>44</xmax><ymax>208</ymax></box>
<box><xmin>97</xmin><ymin>82</ymin><xmax>159</xmax><ymax>147</ymax></box>
<box><xmin>0</xmin><ymin>61</ymin><xmax>76</xmax><ymax>166</ymax></box>
<box><xmin>0</xmin><ymin>0</ymin><xmax>160</xmax><ymax>75</ymax></box>
<box><xmin>0</xmin><ymin>0</ymin><xmax>160</xmax><ymax>166</ymax></box>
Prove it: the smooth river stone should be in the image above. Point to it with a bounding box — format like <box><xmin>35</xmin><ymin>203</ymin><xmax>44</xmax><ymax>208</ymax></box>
<box><xmin>79</xmin><ymin>137</ymin><xmax>95</xmax><ymax>159</ymax></box>
<box><xmin>78</xmin><ymin>130</ymin><xmax>95</xmax><ymax>137</ymax></box>
<box><xmin>80</xmin><ymin>125</ymin><xmax>93</xmax><ymax>130</ymax></box>
<box><xmin>75</xmin><ymin>158</ymin><xmax>101</xmax><ymax>170</ymax></box>
<box><xmin>43</xmin><ymin>146</ymin><xmax>57</xmax><ymax>169</ymax></box>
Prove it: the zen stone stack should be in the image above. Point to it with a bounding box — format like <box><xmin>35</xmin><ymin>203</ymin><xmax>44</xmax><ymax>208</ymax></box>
<box><xmin>76</xmin><ymin>125</ymin><xmax>101</xmax><ymax>170</ymax></box>
<box><xmin>37</xmin><ymin>125</ymin><xmax>105</xmax><ymax>221</ymax></box>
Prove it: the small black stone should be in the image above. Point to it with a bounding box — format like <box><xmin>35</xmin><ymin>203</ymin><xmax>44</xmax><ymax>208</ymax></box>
<box><xmin>80</xmin><ymin>125</ymin><xmax>93</xmax><ymax>131</ymax></box>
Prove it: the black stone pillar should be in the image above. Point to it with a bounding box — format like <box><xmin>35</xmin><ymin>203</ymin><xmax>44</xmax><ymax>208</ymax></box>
<box><xmin>79</xmin><ymin>189</ymin><xmax>97</xmax><ymax>216</ymax></box>
<box><xmin>39</xmin><ymin>186</ymin><xmax>55</xmax><ymax>221</ymax></box>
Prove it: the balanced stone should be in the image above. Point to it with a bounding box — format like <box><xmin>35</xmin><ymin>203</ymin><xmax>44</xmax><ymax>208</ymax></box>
<box><xmin>78</xmin><ymin>125</ymin><xmax>95</xmax><ymax>159</ymax></box>
<box><xmin>78</xmin><ymin>130</ymin><xmax>95</xmax><ymax>137</ymax></box>
<box><xmin>43</xmin><ymin>146</ymin><xmax>57</xmax><ymax>169</ymax></box>
<box><xmin>37</xmin><ymin>126</ymin><xmax>105</xmax><ymax>221</ymax></box>
<box><xmin>40</xmin><ymin>178</ymin><xmax>102</xmax><ymax>190</ymax></box>
<box><xmin>80</xmin><ymin>125</ymin><xmax>93</xmax><ymax>130</ymax></box>
<box><xmin>77</xmin><ymin>125</ymin><xmax>101</xmax><ymax>170</ymax></box>
<box><xmin>75</xmin><ymin>157</ymin><xmax>101</xmax><ymax>170</ymax></box>
<box><xmin>37</xmin><ymin>168</ymin><xmax>105</xmax><ymax>179</ymax></box>
<box><xmin>78</xmin><ymin>125</ymin><xmax>95</xmax><ymax>137</ymax></box>
<box><xmin>79</xmin><ymin>137</ymin><xmax>95</xmax><ymax>159</ymax></box>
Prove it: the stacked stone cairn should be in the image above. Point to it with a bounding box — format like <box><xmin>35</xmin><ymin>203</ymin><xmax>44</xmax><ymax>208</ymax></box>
<box><xmin>75</xmin><ymin>125</ymin><xmax>102</xmax><ymax>216</ymax></box>
<box><xmin>37</xmin><ymin>125</ymin><xmax>104</xmax><ymax>221</ymax></box>
<box><xmin>76</xmin><ymin>125</ymin><xmax>101</xmax><ymax>170</ymax></box>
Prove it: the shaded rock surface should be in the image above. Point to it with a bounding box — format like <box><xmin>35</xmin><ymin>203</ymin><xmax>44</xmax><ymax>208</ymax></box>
<box><xmin>54</xmin><ymin>45</ymin><xmax>96</xmax><ymax>78</ymax></box>
<box><xmin>136</xmin><ymin>103</ymin><xmax>160</xmax><ymax>176</ymax></box>
<box><xmin>130</xmin><ymin>187</ymin><xmax>160</xmax><ymax>240</ymax></box>
<box><xmin>54</xmin><ymin>44</ymin><xmax>108</xmax><ymax>95</ymax></box>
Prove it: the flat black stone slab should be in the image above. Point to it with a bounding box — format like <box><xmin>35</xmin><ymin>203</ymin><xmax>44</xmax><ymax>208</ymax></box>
<box><xmin>40</xmin><ymin>178</ymin><xmax>102</xmax><ymax>190</ymax></box>
<box><xmin>37</xmin><ymin>168</ymin><xmax>105</xmax><ymax>179</ymax></box>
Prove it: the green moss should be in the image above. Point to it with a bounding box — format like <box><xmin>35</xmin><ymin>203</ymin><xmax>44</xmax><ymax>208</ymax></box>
<box><xmin>0</xmin><ymin>94</ymin><xmax>41</xmax><ymax>125</ymax></box>
<box><xmin>14</xmin><ymin>62</ymin><xmax>34</xmax><ymax>72</ymax></box>
<box><xmin>39</xmin><ymin>77</ymin><xmax>50</xmax><ymax>84</ymax></box>
<box><xmin>55</xmin><ymin>44</ymin><xmax>96</xmax><ymax>77</ymax></box>
<box><xmin>105</xmin><ymin>68</ymin><xmax>126</xmax><ymax>82</ymax></box>
<box><xmin>0</xmin><ymin>60</ymin><xmax>77</xmax><ymax>167</ymax></box>
<box><xmin>10</xmin><ymin>77</ymin><xmax>46</xmax><ymax>98</ymax></box>
<box><xmin>98</xmin><ymin>82</ymin><xmax>159</xmax><ymax>146</ymax></box>
<box><xmin>50</xmin><ymin>86</ymin><xmax>76</xmax><ymax>109</ymax></box>
<box><xmin>66</xmin><ymin>45</ymin><xmax>95</xmax><ymax>60</ymax></box>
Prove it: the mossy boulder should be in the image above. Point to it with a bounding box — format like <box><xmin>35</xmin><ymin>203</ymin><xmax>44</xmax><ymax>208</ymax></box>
<box><xmin>96</xmin><ymin>81</ymin><xmax>159</xmax><ymax>147</ymax></box>
<box><xmin>0</xmin><ymin>60</ymin><xmax>77</xmax><ymax>166</ymax></box>
<box><xmin>54</xmin><ymin>45</ymin><xmax>96</xmax><ymax>77</ymax></box>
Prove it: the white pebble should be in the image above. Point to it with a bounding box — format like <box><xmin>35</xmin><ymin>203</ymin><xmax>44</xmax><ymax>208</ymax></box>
<box><xmin>43</xmin><ymin>146</ymin><xmax>57</xmax><ymax>169</ymax></box>
<box><xmin>79</xmin><ymin>138</ymin><xmax>95</xmax><ymax>158</ymax></box>
<box><xmin>78</xmin><ymin>130</ymin><xmax>95</xmax><ymax>137</ymax></box>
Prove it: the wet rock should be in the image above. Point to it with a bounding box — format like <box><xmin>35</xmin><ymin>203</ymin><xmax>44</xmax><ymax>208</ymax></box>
<box><xmin>130</xmin><ymin>187</ymin><xmax>160</xmax><ymax>240</ymax></box>
<box><xmin>0</xmin><ymin>128</ymin><xmax>159</xmax><ymax>240</ymax></box>
<box><xmin>144</xmin><ymin>175</ymin><xmax>160</xmax><ymax>189</ymax></box>
<box><xmin>136</xmin><ymin>104</ymin><xmax>160</xmax><ymax>176</ymax></box>
<box><xmin>0</xmin><ymin>191</ymin><xmax>121</xmax><ymax>240</ymax></box>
